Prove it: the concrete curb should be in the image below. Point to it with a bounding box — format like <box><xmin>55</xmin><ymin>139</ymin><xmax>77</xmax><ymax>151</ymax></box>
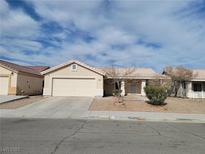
<box><xmin>1</xmin><ymin>114</ymin><xmax>205</xmax><ymax>123</ymax></box>
<box><xmin>1</xmin><ymin>109</ymin><xmax>205</xmax><ymax>123</ymax></box>
<box><xmin>76</xmin><ymin>116</ymin><xmax>205</xmax><ymax>123</ymax></box>
<box><xmin>77</xmin><ymin>111</ymin><xmax>205</xmax><ymax>123</ymax></box>
<box><xmin>0</xmin><ymin>96</ymin><xmax>29</xmax><ymax>104</ymax></box>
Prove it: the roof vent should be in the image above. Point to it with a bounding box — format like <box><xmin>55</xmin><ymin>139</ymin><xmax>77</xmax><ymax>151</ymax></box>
<box><xmin>71</xmin><ymin>64</ymin><xmax>77</xmax><ymax>71</ymax></box>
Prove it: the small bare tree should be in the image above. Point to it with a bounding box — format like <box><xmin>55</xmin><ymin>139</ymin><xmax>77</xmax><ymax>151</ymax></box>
<box><xmin>103</xmin><ymin>66</ymin><xmax>136</xmax><ymax>104</ymax></box>
<box><xmin>163</xmin><ymin>66</ymin><xmax>196</xmax><ymax>97</ymax></box>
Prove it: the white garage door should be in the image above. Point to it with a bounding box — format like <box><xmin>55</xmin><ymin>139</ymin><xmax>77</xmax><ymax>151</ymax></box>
<box><xmin>52</xmin><ymin>78</ymin><xmax>96</xmax><ymax>96</ymax></box>
<box><xmin>0</xmin><ymin>76</ymin><xmax>9</xmax><ymax>95</ymax></box>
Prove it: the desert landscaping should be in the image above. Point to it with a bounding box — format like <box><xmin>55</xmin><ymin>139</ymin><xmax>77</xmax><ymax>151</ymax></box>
<box><xmin>89</xmin><ymin>96</ymin><xmax>205</xmax><ymax>114</ymax></box>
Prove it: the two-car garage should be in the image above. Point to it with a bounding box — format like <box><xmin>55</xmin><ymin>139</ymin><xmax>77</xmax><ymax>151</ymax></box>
<box><xmin>52</xmin><ymin>78</ymin><xmax>96</xmax><ymax>96</ymax></box>
<box><xmin>42</xmin><ymin>60</ymin><xmax>104</xmax><ymax>97</ymax></box>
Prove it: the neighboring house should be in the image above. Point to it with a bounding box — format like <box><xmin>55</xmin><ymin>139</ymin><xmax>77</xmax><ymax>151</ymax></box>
<box><xmin>185</xmin><ymin>70</ymin><xmax>205</xmax><ymax>98</ymax></box>
<box><xmin>41</xmin><ymin>60</ymin><xmax>166</xmax><ymax>97</ymax></box>
<box><xmin>0</xmin><ymin>60</ymin><xmax>49</xmax><ymax>95</ymax></box>
<box><xmin>163</xmin><ymin>69</ymin><xmax>205</xmax><ymax>98</ymax></box>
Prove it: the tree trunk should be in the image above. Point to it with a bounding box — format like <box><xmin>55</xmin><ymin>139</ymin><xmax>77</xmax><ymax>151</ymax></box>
<box><xmin>174</xmin><ymin>81</ymin><xmax>177</xmax><ymax>97</ymax></box>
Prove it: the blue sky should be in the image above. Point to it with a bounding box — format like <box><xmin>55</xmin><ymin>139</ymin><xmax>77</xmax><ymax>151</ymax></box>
<box><xmin>0</xmin><ymin>0</ymin><xmax>205</xmax><ymax>72</ymax></box>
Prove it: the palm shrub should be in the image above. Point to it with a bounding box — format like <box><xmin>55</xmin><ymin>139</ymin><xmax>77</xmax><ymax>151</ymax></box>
<box><xmin>144</xmin><ymin>85</ymin><xmax>168</xmax><ymax>105</ymax></box>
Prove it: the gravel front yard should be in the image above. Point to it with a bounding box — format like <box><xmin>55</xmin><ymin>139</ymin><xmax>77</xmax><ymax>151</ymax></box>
<box><xmin>89</xmin><ymin>96</ymin><xmax>205</xmax><ymax>114</ymax></box>
<box><xmin>0</xmin><ymin>96</ymin><xmax>47</xmax><ymax>109</ymax></box>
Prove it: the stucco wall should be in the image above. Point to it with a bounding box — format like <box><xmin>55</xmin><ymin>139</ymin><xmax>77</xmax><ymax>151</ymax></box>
<box><xmin>17</xmin><ymin>73</ymin><xmax>43</xmax><ymax>95</ymax></box>
<box><xmin>0</xmin><ymin>66</ymin><xmax>12</xmax><ymax>74</ymax></box>
<box><xmin>43</xmin><ymin>63</ymin><xmax>104</xmax><ymax>96</ymax></box>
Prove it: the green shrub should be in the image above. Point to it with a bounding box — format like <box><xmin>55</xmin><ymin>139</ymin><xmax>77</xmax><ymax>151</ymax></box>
<box><xmin>144</xmin><ymin>85</ymin><xmax>168</xmax><ymax>105</ymax></box>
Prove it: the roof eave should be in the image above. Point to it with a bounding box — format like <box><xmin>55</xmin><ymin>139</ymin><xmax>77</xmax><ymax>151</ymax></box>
<box><xmin>0</xmin><ymin>63</ymin><xmax>18</xmax><ymax>74</ymax></box>
<box><xmin>191</xmin><ymin>79</ymin><xmax>205</xmax><ymax>82</ymax></box>
<box><xmin>41</xmin><ymin>60</ymin><xmax>105</xmax><ymax>76</ymax></box>
<box><xmin>105</xmin><ymin>76</ymin><xmax>166</xmax><ymax>80</ymax></box>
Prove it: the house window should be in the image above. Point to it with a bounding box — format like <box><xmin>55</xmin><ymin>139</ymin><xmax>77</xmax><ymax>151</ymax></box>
<box><xmin>193</xmin><ymin>83</ymin><xmax>202</xmax><ymax>92</ymax></box>
<box><xmin>71</xmin><ymin>64</ymin><xmax>77</xmax><ymax>71</ymax></box>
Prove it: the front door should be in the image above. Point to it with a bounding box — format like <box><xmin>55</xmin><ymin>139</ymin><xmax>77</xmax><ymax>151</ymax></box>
<box><xmin>130</xmin><ymin>81</ymin><xmax>137</xmax><ymax>93</ymax></box>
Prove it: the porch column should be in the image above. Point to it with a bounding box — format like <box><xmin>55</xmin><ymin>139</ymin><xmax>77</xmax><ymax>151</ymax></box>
<box><xmin>177</xmin><ymin>83</ymin><xmax>183</xmax><ymax>97</ymax></box>
<box><xmin>186</xmin><ymin>82</ymin><xmax>192</xmax><ymax>98</ymax></box>
<box><xmin>121</xmin><ymin>80</ymin><xmax>125</xmax><ymax>96</ymax></box>
<box><xmin>141</xmin><ymin>80</ymin><xmax>146</xmax><ymax>96</ymax></box>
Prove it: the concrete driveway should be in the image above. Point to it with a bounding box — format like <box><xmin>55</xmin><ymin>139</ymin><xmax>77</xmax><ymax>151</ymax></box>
<box><xmin>0</xmin><ymin>97</ymin><xmax>93</xmax><ymax>119</ymax></box>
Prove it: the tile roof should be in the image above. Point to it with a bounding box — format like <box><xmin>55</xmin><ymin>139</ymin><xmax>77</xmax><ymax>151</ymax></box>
<box><xmin>41</xmin><ymin>59</ymin><xmax>166</xmax><ymax>79</ymax></box>
<box><xmin>163</xmin><ymin>68</ymin><xmax>205</xmax><ymax>81</ymax></box>
<box><xmin>0</xmin><ymin>60</ymin><xmax>48</xmax><ymax>76</ymax></box>
<box><xmin>100</xmin><ymin>68</ymin><xmax>166</xmax><ymax>79</ymax></box>
<box><xmin>41</xmin><ymin>60</ymin><xmax>105</xmax><ymax>76</ymax></box>
<box><xmin>26</xmin><ymin>66</ymin><xmax>50</xmax><ymax>72</ymax></box>
<box><xmin>193</xmin><ymin>69</ymin><xmax>205</xmax><ymax>80</ymax></box>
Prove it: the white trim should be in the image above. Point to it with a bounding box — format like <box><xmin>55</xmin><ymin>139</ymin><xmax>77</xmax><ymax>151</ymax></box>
<box><xmin>121</xmin><ymin>80</ymin><xmax>125</xmax><ymax>96</ymax></box>
<box><xmin>141</xmin><ymin>80</ymin><xmax>146</xmax><ymax>96</ymax></box>
<box><xmin>191</xmin><ymin>79</ymin><xmax>205</xmax><ymax>81</ymax></box>
<box><xmin>95</xmin><ymin>89</ymin><xmax>104</xmax><ymax>96</ymax></box>
<box><xmin>51</xmin><ymin>75</ymin><xmax>96</xmax><ymax>79</ymax></box>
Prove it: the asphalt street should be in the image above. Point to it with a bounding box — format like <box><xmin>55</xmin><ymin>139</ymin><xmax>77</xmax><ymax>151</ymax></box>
<box><xmin>0</xmin><ymin>118</ymin><xmax>205</xmax><ymax>154</ymax></box>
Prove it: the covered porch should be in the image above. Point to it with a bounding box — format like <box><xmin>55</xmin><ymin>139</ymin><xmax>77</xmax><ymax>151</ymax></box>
<box><xmin>104</xmin><ymin>79</ymin><xmax>146</xmax><ymax>96</ymax></box>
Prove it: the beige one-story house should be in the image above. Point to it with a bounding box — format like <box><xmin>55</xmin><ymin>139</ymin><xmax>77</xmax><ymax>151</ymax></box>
<box><xmin>0</xmin><ymin>60</ymin><xmax>49</xmax><ymax>95</ymax></box>
<box><xmin>42</xmin><ymin>60</ymin><xmax>166</xmax><ymax>97</ymax></box>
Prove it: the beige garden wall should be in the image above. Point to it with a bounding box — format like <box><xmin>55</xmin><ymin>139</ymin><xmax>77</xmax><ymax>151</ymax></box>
<box><xmin>17</xmin><ymin>73</ymin><xmax>43</xmax><ymax>95</ymax></box>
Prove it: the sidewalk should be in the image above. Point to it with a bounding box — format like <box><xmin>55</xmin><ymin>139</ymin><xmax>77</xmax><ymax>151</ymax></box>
<box><xmin>1</xmin><ymin>108</ymin><xmax>205</xmax><ymax>123</ymax></box>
